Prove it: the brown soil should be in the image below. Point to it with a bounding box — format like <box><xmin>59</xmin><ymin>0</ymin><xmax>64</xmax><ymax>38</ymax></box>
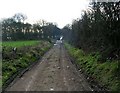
<box><xmin>6</xmin><ymin>43</ymin><xmax>92</xmax><ymax>91</ymax></box>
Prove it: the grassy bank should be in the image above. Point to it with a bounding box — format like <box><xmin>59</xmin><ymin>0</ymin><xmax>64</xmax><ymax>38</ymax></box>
<box><xmin>65</xmin><ymin>43</ymin><xmax>119</xmax><ymax>91</ymax></box>
<box><xmin>2</xmin><ymin>40</ymin><xmax>52</xmax><ymax>89</ymax></box>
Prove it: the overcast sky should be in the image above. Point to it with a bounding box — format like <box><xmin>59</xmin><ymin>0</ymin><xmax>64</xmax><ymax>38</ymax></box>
<box><xmin>0</xmin><ymin>0</ymin><xmax>89</xmax><ymax>28</ymax></box>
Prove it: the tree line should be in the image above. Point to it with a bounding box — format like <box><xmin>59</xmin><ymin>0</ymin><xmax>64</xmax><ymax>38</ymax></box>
<box><xmin>62</xmin><ymin>1</ymin><xmax>120</xmax><ymax>61</ymax></box>
<box><xmin>2</xmin><ymin>13</ymin><xmax>61</xmax><ymax>41</ymax></box>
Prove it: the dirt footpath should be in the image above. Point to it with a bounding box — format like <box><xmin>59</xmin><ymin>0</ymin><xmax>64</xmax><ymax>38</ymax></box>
<box><xmin>6</xmin><ymin>43</ymin><xmax>92</xmax><ymax>91</ymax></box>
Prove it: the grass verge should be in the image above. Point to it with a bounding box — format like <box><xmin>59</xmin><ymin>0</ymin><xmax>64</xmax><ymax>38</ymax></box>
<box><xmin>2</xmin><ymin>41</ymin><xmax>52</xmax><ymax>90</ymax></box>
<box><xmin>65</xmin><ymin>43</ymin><xmax>119</xmax><ymax>91</ymax></box>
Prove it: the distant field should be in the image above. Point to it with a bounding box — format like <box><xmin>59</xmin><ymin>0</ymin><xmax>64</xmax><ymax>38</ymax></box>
<box><xmin>2</xmin><ymin>40</ymin><xmax>40</xmax><ymax>48</ymax></box>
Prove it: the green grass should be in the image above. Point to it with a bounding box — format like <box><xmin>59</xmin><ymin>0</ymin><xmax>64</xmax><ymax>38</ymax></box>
<box><xmin>2</xmin><ymin>41</ymin><xmax>52</xmax><ymax>89</ymax></box>
<box><xmin>0</xmin><ymin>42</ymin><xmax>2</xmax><ymax>52</ymax></box>
<box><xmin>65</xmin><ymin>43</ymin><xmax>119</xmax><ymax>91</ymax></box>
<box><xmin>0</xmin><ymin>42</ymin><xmax>1</xmax><ymax>46</ymax></box>
<box><xmin>2</xmin><ymin>40</ymin><xmax>40</xmax><ymax>48</ymax></box>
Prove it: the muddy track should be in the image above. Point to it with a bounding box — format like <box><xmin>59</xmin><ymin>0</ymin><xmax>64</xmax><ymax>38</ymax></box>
<box><xmin>5</xmin><ymin>43</ymin><xmax>93</xmax><ymax>91</ymax></box>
